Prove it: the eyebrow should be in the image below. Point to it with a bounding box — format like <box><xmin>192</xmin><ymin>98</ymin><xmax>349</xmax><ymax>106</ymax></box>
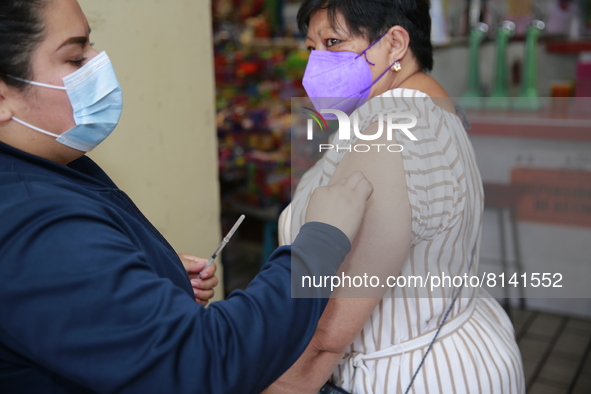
<box><xmin>57</xmin><ymin>27</ymin><xmax>92</xmax><ymax>51</ymax></box>
<box><xmin>57</xmin><ymin>36</ymin><xmax>87</xmax><ymax>50</ymax></box>
<box><xmin>305</xmin><ymin>28</ymin><xmax>330</xmax><ymax>42</ymax></box>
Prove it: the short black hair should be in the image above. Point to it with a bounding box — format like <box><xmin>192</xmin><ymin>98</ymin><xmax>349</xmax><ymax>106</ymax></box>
<box><xmin>0</xmin><ymin>0</ymin><xmax>49</xmax><ymax>90</ymax></box>
<box><xmin>297</xmin><ymin>0</ymin><xmax>433</xmax><ymax>72</ymax></box>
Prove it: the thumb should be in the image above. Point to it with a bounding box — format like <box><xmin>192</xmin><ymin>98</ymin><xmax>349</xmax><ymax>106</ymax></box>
<box><xmin>186</xmin><ymin>261</ymin><xmax>207</xmax><ymax>275</ymax></box>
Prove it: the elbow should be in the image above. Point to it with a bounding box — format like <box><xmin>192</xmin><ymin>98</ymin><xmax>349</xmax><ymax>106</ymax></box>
<box><xmin>309</xmin><ymin>328</ymin><xmax>351</xmax><ymax>355</ymax></box>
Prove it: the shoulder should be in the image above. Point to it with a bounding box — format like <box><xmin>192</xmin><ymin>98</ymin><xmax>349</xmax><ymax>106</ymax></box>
<box><xmin>0</xmin><ymin>192</ymin><xmax>120</xmax><ymax>247</ymax></box>
<box><xmin>401</xmin><ymin>73</ymin><xmax>457</xmax><ymax>115</ymax></box>
<box><xmin>0</xmin><ymin>167</ymin><xmax>108</xmax><ymax>215</ymax></box>
<box><xmin>332</xmin><ymin>122</ymin><xmax>405</xmax><ymax>181</ymax></box>
<box><xmin>0</xmin><ymin>170</ymin><xmax>123</xmax><ymax>249</ymax></box>
<box><xmin>329</xmin><ymin>122</ymin><xmax>410</xmax><ymax>223</ymax></box>
<box><xmin>0</xmin><ymin>191</ymin><xmax>139</xmax><ymax>282</ymax></box>
<box><xmin>0</xmin><ymin>155</ymin><xmax>112</xmax><ymax>220</ymax></box>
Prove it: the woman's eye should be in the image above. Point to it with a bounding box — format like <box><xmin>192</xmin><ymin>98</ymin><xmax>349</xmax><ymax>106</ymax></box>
<box><xmin>68</xmin><ymin>57</ymin><xmax>87</xmax><ymax>66</ymax></box>
<box><xmin>326</xmin><ymin>38</ymin><xmax>341</xmax><ymax>47</ymax></box>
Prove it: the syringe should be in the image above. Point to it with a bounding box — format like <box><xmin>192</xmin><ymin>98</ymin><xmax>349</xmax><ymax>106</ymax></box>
<box><xmin>197</xmin><ymin>214</ymin><xmax>245</xmax><ymax>279</ymax></box>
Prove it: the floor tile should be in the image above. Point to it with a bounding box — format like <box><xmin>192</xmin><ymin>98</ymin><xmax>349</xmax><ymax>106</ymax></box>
<box><xmin>519</xmin><ymin>312</ymin><xmax>591</xmax><ymax>392</ymax></box>
<box><xmin>528</xmin><ymin>381</ymin><xmax>567</xmax><ymax>394</ymax></box>
<box><xmin>581</xmin><ymin>354</ymin><xmax>591</xmax><ymax>375</ymax></box>
<box><xmin>538</xmin><ymin>354</ymin><xmax>579</xmax><ymax>385</ymax></box>
<box><xmin>519</xmin><ymin>337</ymin><xmax>550</xmax><ymax>362</ymax></box>
<box><xmin>526</xmin><ymin>313</ymin><xmax>564</xmax><ymax>339</ymax></box>
<box><xmin>550</xmin><ymin>330</ymin><xmax>591</xmax><ymax>358</ymax></box>
<box><xmin>522</xmin><ymin>359</ymin><xmax>538</xmax><ymax>384</ymax></box>
<box><xmin>511</xmin><ymin>307</ymin><xmax>532</xmax><ymax>320</ymax></box>
<box><xmin>565</xmin><ymin>318</ymin><xmax>591</xmax><ymax>335</ymax></box>
<box><xmin>511</xmin><ymin>308</ymin><xmax>533</xmax><ymax>335</ymax></box>
<box><xmin>572</xmin><ymin>376</ymin><xmax>591</xmax><ymax>394</ymax></box>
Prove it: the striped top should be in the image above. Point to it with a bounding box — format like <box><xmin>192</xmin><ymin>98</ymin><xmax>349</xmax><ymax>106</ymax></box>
<box><xmin>279</xmin><ymin>89</ymin><xmax>525</xmax><ymax>393</ymax></box>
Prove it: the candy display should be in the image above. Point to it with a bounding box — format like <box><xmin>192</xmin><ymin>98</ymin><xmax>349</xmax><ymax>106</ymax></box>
<box><xmin>213</xmin><ymin>1</ymin><xmax>307</xmax><ymax>212</ymax></box>
<box><xmin>212</xmin><ymin>1</ymin><xmax>310</xmax><ymax>292</ymax></box>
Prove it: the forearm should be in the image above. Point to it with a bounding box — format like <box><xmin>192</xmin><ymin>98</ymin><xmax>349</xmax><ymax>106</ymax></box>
<box><xmin>263</xmin><ymin>340</ymin><xmax>345</xmax><ymax>394</ymax></box>
<box><xmin>263</xmin><ymin>296</ymin><xmax>378</xmax><ymax>393</ymax></box>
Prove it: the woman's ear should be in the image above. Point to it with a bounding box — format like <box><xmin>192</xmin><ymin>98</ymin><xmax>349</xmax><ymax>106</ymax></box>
<box><xmin>0</xmin><ymin>81</ymin><xmax>15</xmax><ymax>123</ymax></box>
<box><xmin>384</xmin><ymin>26</ymin><xmax>411</xmax><ymax>66</ymax></box>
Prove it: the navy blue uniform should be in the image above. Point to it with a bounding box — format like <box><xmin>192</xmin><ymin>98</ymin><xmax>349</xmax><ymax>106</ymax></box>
<box><xmin>0</xmin><ymin>142</ymin><xmax>351</xmax><ymax>393</ymax></box>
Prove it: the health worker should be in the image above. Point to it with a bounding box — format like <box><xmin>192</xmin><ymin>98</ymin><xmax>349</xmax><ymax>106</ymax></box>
<box><xmin>0</xmin><ymin>1</ymin><xmax>374</xmax><ymax>393</ymax></box>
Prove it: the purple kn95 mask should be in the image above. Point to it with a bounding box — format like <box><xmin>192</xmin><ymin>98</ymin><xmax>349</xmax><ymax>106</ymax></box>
<box><xmin>302</xmin><ymin>33</ymin><xmax>399</xmax><ymax>118</ymax></box>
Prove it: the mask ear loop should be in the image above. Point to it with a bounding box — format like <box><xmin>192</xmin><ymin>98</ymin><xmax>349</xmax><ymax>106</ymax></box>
<box><xmin>358</xmin><ymin>58</ymin><xmax>402</xmax><ymax>96</ymax></box>
<box><xmin>355</xmin><ymin>32</ymin><xmax>388</xmax><ymax>66</ymax></box>
<box><xmin>5</xmin><ymin>75</ymin><xmax>66</xmax><ymax>90</ymax></box>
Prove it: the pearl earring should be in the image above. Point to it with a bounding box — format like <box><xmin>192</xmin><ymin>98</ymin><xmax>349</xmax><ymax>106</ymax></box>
<box><xmin>392</xmin><ymin>60</ymin><xmax>402</xmax><ymax>72</ymax></box>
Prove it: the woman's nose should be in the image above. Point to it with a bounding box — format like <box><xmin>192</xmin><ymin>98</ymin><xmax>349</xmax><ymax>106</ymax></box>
<box><xmin>88</xmin><ymin>47</ymin><xmax>101</xmax><ymax>60</ymax></box>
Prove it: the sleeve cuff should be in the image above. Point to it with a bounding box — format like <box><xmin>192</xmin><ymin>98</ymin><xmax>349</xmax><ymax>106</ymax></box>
<box><xmin>290</xmin><ymin>222</ymin><xmax>351</xmax><ymax>294</ymax></box>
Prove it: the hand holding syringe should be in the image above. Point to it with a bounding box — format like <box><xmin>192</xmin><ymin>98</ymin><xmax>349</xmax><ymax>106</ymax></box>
<box><xmin>197</xmin><ymin>215</ymin><xmax>245</xmax><ymax>279</ymax></box>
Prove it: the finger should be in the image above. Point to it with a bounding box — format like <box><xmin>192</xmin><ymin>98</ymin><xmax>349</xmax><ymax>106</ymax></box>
<box><xmin>344</xmin><ymin>171</ymin><xmax>366</xmax><ymax>190</ymax></box>
<box><xmin>328</xmin><ymin>176</ymin><xmax>348</xmax><ymax>189</ymax></box>
<box><xmin>180</xmin><ymin>254</ymin><xmax>209</xmax><ymax>274</ymax></box>
<box><xmin>191</xmin><ymin>277</ymin><xmax>219</xmax><ymax>291</ymax></box>
<box><xmin>191</xmin><ymin>276</ymin><xmax>219</xmax><ymax>291</ymax></box>
<box><xmin>342</xmin><ymin>171</ymin><xmax>373</xmax><ymax>200</ymax></box>
<box><xmin>199</xmin><ymin>262</ymin><xmax>217</xmax><ymax>280</ymax></box>
<box><xmin>193</xmin><ymin>288</ymin><xmax>214</xmax><ymax>302</ymax></box>
<box><xmin>197</xmin><ymin>289</ymin><xmax>215</xmax><ymax>301</ymax></box>
<box><xmin>354</xmin><ymin>177</ymin><xmax>374</xmax><ymax>201</ymax></box>
<box><xmin>329</xmin><ymin>171</ymin><xmax>364</xmax><ymax>193</ymax></box>
<box><xmin>186</xmin><ymin>261</ymin><xmax>208</xmax><ymax>276</ymax></box>
<box><xmin>195</xmin><ymin>298</ymin><xmax>209</xmax><ymax>307</ymax></box>
<box><xmin>179</xmin><ymin>253</ymin><xmax>208</xmax><ymax>265</ymax></box>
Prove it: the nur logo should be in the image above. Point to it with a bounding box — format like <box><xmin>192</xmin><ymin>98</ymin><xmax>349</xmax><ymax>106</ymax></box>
<box><xmin>302</xmin><ymin>107</ymin><xmax>329</xmax><ymax>139</ymax></box>
<box><xmin>302</xmin><ymin>108</ymin><xmax>419</xmax><ymax>153</ymax></box>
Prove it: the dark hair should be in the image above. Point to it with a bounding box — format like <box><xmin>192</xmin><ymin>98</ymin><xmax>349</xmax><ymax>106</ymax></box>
<box><xmin>297</xmin><ymin>0</ymin><xmax>433</xmax><ymax>72</ymax></box>
<box><xmin>0</xmin><ymin>0</ymin><xmax>49</xmax><ymax>89</ymax></box>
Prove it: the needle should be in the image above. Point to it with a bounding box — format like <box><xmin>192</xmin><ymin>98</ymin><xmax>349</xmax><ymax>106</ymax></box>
<box><xmin>197</xmin><ymin>215</ymin><xmax>245</xmax><ymax>279</ymax></box>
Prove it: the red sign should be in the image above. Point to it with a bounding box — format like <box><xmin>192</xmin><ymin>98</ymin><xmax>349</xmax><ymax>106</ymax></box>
<box><xmin>511</xmin><ymin>168</ymin><xmax>591</xmax><ymax>228</ymax></box>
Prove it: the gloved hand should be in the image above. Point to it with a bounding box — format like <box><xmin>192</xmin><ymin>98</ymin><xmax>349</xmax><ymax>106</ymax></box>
<box><xmin>305</xmin><ymin>171</ymin><xmax>373</xmax><ymax>243</ymax></box>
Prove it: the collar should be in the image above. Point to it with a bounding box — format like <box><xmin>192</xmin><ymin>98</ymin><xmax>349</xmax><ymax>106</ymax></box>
<box><xmin>0</xmin><ymin>141</ymin><xmax>118</xmax><ymax>190</ymax></box>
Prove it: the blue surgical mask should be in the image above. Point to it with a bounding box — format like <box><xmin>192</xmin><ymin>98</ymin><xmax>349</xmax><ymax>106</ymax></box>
<box><xmin>11</xmin><ymin>51</ymin><xmax>123</xmax><ymax>152</ymax></box>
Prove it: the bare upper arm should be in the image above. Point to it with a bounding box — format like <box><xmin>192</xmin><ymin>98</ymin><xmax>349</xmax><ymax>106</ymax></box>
<box><xmin>314</xmin><ymin>122</ymin><xmax>412</xmax><ymax>353</ymax></box>
<box><xmin>400</xmin><ymin>73</ymin><xmax>457</xmax><ymax>115</ymax></box>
